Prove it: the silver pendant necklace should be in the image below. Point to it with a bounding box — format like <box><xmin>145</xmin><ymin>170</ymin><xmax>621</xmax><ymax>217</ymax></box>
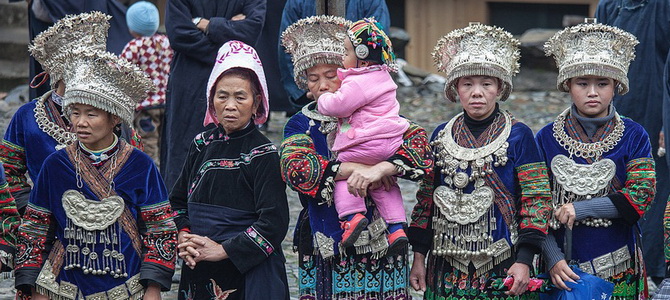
<box><xmin>549</xmin><ymin>108</ymin><xmax>622</xmax><ymax>229</ymax></box>
<box><xmin>552</xmin><ymin>107</ymin><xmax>624</xmax><ymax>160</ymax></box>
<box><xmin>432</xmin><ymin>111</ymin><xmax>512</xmax><ymax>191</ymax></box>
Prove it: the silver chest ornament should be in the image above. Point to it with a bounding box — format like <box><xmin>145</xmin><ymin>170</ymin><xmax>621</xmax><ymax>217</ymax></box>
<box><xmin>549</xmin><ymin>108</ymin><xmax>624</xmax><ymax>229</ymax></box>
<box><xmin>551</xmin><ymin>154</ymin><xmax>615</xmax><ymax>196</ymax></box>
<box><xmin>430</xmin><ymin>112</ymin><xmax>515</xmax><ymax>274</ymax></box>
<box><xmin>61</xmin><ymin>190</ymin><xmax>129</xmax><ymax>278</ymax></box>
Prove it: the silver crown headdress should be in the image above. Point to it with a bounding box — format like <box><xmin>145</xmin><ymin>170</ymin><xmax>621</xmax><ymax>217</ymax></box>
<box><xmin>29</xmin><ymin>12</ymin><xmax>111</xmax><ymax>87</ymax></box>
<box><xmin>62</xmin><ymin>49</ymin><xmax>153</xmax><ymax>127</ymax></box>
<box><xmin>432</xmin><ymin>23</ymin><xmax>520</xmax><ymax>102</ymax></box>
<box><xmin>281</xmin><ymin>15</ymin><xmax>352</xmax><ymax>89</ymax></box>
<box><xmin>545</xmin><ymin>19</ymin><xmax>639</xmax><ymax>95</ymax></box>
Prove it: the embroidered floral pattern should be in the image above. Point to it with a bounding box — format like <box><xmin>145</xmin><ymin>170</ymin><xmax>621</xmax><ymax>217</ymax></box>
<box><xmin>280</xmin><ymin>134</ymin><xmax>332</xmax><ymax>200</ymax></box>
<box><xmin>410</xmin><ymin>171</ymin><xmax>435</xmax><ymax>230</ymax></box>
<box><xmin>620</xmin><ymin>157</ymin><xmax>655</xmax><ymax>217</ymax></box>
<box><xmin>517</xmin><ymin>162</ymin><xmax>552</xmax><ymax>234</ymax></box>
<box><xmin>140</xmin><ymin>201</ymin><xmax>178</xmax><ymax>269</ymax></box>
<box><xmin>390</xmin><ymin>122</ymin><xmax>433</xmax><ymax>181</ymax></box>
<box><xmin>16</xmin><ymin>203</ymin><xmax>52</xmax><ymax>268</ymax></box>
<box><xmin>425</xmin><ymin>255</ymin><xmax>542</xmax><ymax>300</ymax></box>
<box><xmin>609</xmin><ymin>268</ymin><xmax>644</xmax><ymax>298</ymax></box>
<box><xmin>245</xmin><ymin>226</ymin><xmax>273</xmax><ymax>256</ymax></box>
<box><xmin>188</xmin><ymin>143</ymin><xmax>277</xmax><ymax>196</ymax></box>
<box><xmin>0</xmin><ymin>140</ymin><xmax>29</xmax><ymax>193</ymax></box>
<box><xmin>193</xmin><ymin>131</ymin><xmax>225</xmax><ymax>150</ymax></box>
<box><xmin>0</xmin><ymin>182</ymin><xmax>19</xmax><ymax>248</ymax></box>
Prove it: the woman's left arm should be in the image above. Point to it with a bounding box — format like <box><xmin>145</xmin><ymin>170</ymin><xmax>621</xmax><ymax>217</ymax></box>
<box><xmin>385</xmin><ymin>121</ymin><xmax>434</xmax><ymax>181</ymax></box>
<box><xmin>608</xmin><ymin>125</ymin><xmax>656</xmax><ymax>225</ymax></box>
<box><xmin>137</xmin><ymin>161</ymin><xmax>178</xmax><ymax>292</ymax></box>
<box><xmin>221</xmin><ymin>151</ymin><xmax>289</xmax><ymax>274</ymax></box>
<box><xmin>513</xmin><ymin>125</ymin><xmax>552</xmax><ymax>265</ymax></box>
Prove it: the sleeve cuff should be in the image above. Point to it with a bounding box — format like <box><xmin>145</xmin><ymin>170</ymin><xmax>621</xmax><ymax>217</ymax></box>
<box><xmin>516</xmin><ymin>228</ymin><xmax>546</xmax><ymax>250</ymax></box>
<box><xmin>408</xmin><ymin>227</ymin><xmax>432</xmax><ymax>256</ymax></box>
<box><xmin>608</xmin><ymin>192</ymin><xmax>640</xmax><ymax>225</ymax></box>
<box><xmin>15</xmin><ymin>266</ymin><xmax>40</xmax><ymax>292</ymax></box>
<box><xmin>542</xmin><ymin>233</ymin><xmax>565</xmax><ymax>270</ymax></box>
<box><xmin>140</xmin><ymin>262</ymin><xmax>176</xmax><ymax>291</ymax></box>
<box><xmin>315</xmin><ymin>161</ymin><xmax>339</xmax><ymax>204</ymax></box>
<box><xmin>515</xmin><ymin>245</ymin><xmax>538</xmax><ymax>267</ymax></box>
<box><xmin>174</xmin><ymin>217</ymin><xmax>191</xmax><ymax>232</ymax></box>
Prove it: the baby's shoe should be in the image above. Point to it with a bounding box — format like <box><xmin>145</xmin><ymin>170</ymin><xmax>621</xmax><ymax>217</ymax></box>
<box><xmin>340</xmin><ymin>213</ymin><xmax>368</xmax><ymax>247</ymax></box>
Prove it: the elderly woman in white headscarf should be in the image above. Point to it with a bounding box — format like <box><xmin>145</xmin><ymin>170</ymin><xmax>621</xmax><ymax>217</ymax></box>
<box><xmin>170</xmin><ymin>40</ymin><xmax>289</xmax><ymax>300</ymax></box>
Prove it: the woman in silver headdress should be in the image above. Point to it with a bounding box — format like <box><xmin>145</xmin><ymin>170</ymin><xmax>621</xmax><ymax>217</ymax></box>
<box><xmin>537</xmin><ymin>20</ymin><xmax>654</xmax><ymax>298</ymax></box>
<box><xmin>280</xmin><ymin>15</ymin><xmax>433</xmax><ymax>299</ymax></box>
<box><xmin>0</xmin><ymin>11</ymin><xmax>110</xmax><ymax>277</ymax></box>
<box><xmin>14</xmin><ymin>49</ymin><xmax>177</xmax><ymax>300</ymax></box>
<box><xmin>408</xmin><ymin>23</ymin><xmax>552</xmax><ymax>298</ymax></box>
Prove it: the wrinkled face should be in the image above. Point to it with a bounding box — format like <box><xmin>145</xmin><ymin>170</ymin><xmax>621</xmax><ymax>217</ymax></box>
<box><xmin>213</xmin><ymin>75</ymin><xmax>259</xmax><ymax>135</ymax></box>
<box><xmin>568</xmin><ymin>76</ymin><xmax>614</xmax><ymax>118</ymax></box>
<box><xmin>69</xmin><ymin>103</ymin><xmax>119</xmax><ymax>150</ymax></box>
<box><xmin>342</xmin><ymin>38</ymin><xmax>359</xmax><ymax>69</ymax></box>
<box><xmin>456</xmin><ymin>76</ymin><xmax>502</xmax><ymax>120</ymax></box>
<box><xmin>306</xmin><ymin>64</ymin><xmax>342</xmax><ymax>101</ymax></box>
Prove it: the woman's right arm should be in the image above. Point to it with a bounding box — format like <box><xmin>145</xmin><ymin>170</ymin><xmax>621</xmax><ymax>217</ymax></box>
<box><xmin>1</xmin><ymin>105</ymin><xmax>31</xmax><ymax>194</ymax></box>
<box><xmin>14</xmin><ymin>157</ymin><xmax>56</xmax><ymax>293</ymax></box>
<box><xmin>280</xmin><ymin>116</ymin><xmax>341</xmax><ymax>204</ymax></box>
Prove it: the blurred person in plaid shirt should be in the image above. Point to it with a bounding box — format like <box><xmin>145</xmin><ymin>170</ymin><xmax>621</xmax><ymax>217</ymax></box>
<box><xmin>120</xmin><ymin>1</ymin><xmax>173</xmax><ymax>166</ymax></box>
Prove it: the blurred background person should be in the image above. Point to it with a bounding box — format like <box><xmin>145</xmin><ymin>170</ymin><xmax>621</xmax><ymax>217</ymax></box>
<box><xmin>596</xmin><ymin>0</ymin><xmax>670</xmax><ymax>287</ymax></box>
<box><xmin>120</xmin><ymin>1</ymin><xmax>173</xmax><ymax>166</ymax></box>
<box><xmin>161</xmin><ymin>0</ymin><xmax>266</xmax><ymax>192</ymax></box>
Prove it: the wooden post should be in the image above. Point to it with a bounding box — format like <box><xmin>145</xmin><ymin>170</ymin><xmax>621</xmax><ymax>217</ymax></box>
<box><xmin>316</xmin><ymin>0</ymin><xmax>326</xmax><ymax>15</ymax></box>
<box><xmin>328</xmin><ymin>0</ymin><xmax>346</xmax><ymax>18</ymax></box>
<box><xmin>315</xmin><ymin>0</ymin><xmax>345</xmax><ymax>17</ymax></box>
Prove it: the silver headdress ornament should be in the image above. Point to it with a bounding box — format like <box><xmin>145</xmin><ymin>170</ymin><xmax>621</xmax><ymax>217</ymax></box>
<box><xmin>545</xmin><ymin>18</ymin><xmax>639</xmax><ymax>95</ymax></box>
<box><xmin>29</xmin><ymin>12</ymin><xmax>111</xmax><ymax>87</ymax></box>
<box><xmin>281</xmin><ymin>15</ymin><xmax>352</xmax><ymax>89</ymax></box>
<box><xmin>62</xmin><ymin>49</ymin><xmax>153</xmax><ymax>127</ymax></box>
<box><xmin>432</xmin><ymin>23</ymin><xmax>520</xmax><ymax>102</ymax></box>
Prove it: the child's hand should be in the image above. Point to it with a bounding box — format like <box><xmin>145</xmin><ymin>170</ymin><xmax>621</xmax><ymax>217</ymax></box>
<box><xmin>306</xmin><ymin>91</ymin><xmax>314</xmax><ymax>100</ymax></box>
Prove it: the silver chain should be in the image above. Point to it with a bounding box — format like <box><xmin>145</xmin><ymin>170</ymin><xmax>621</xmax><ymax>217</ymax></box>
<box><xmin>552</xmin><ymin>107</ymin><xmax>625</xmax><ymax>160</ymax></box>
<box><xmin>33</xmin><ymin>91</ymin><xmax>77</xmax><ymax>147</ymax></box>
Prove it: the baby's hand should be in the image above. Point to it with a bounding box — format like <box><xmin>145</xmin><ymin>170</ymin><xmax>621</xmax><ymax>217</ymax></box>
<box><xmin>306</xmin><ymin>91</ymin><xmax>314</xmax><ymax>100</ymax></box>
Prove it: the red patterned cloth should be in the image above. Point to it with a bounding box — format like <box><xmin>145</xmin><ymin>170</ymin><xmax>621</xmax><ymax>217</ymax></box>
<box><xmin>120</xmin><ymin>34</ymin><xmax>173</xmax><ymax>110</ymax></box>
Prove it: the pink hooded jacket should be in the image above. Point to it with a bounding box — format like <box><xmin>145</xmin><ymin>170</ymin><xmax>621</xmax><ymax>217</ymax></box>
<box><xmin>318</xmin><ymin>65</ymin><xmax>409</xmax><ymax>152</ymax></box>
<box><xmin>203</xmin><ymin>40</ymin><xmax>269</xmax><ymax>126</ymax></box>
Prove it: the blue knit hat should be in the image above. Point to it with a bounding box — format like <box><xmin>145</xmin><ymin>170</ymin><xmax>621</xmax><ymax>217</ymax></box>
<box><xmin>126</xmin><ymin>1</ymin><xmax>159</xmax><ymax>37</ymax></box>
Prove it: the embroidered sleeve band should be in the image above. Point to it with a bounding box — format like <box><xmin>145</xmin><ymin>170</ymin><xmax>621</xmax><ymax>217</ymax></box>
<box><xmin>612</xmin><ymin>157</ymin><xmax>655</xmax><ymax>224</ymax></box>
<box><xmin>16</xmin><ymin>203</ymin><xmax>52</xmax><ymax>269</ymax></box>
<box><xmin>516</xmin><ymin>162</ymin><xmax>552</xmax><ymax>234</ymax></box>
<box><xmin>409</xmin><ymin>171</ymin><xmax>436</xmax><ymax>255</ymax></box>
<box><xmin>0</xmin><ymin>140</ymin><xmax>30</xmax><ymax>193</ymax></box>
<box><xmin>0</xmin><ymin>182</ymin><xmax>20</xmax><ymax>250</ymax></box>
<box><xmin>387</xmin><ymin>122</ymin><xmax>434</xmax><ymax>181</ymax></box>
<box><xmin>280</xmin><ymin>134</ymin><xmax>334</xmax><ymax>202</ymax></box>
<box><xmin>139</xmin><ymin>201</ymin><xmax>177</xmax><ymax>269</ymax></box>
<box><xmin>245</xmin><ymin>226</ymin><xmax>274</xmax><ymax>256</ymax></box>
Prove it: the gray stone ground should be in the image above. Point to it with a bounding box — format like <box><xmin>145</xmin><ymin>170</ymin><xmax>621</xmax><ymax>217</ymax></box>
<box><xmin>0</xmin><ymin>70</ymin><xmax>574</xmax><ymax>299</ymax></box>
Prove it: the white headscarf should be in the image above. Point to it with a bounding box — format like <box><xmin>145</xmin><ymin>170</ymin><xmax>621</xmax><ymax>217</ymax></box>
<box><xmin>204</xmin><ymin>40</ymin><xmax>269</xmax><ymax>126</ymax></box>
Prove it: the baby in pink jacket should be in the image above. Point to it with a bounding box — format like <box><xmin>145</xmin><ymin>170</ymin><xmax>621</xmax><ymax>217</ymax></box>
<box><xmin>317</xmin><ymin>18</ymin><xmax>409</xmax><ymax>249</ymax></box>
